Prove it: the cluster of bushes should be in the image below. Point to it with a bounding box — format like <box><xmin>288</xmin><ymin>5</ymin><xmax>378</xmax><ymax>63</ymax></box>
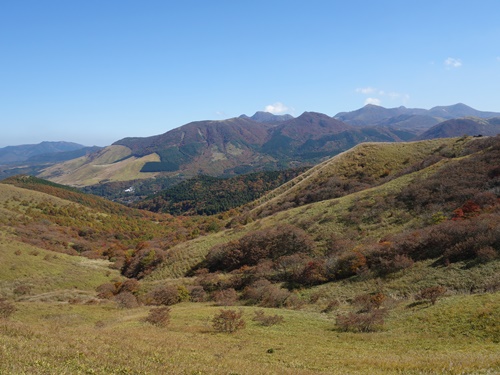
<box><xmin>201</xmin><ymin>224</ymin><xmax>330</xmax><ymax>288</ymax></box>
<box><xmin>96</xmin><ymin>279</ymin><xmax>141</xmax><ymax>308</ymax></box>
<box><xmin>367</xmin><ymin>213</ymin><xmax>500</xmax><ymax>269</ymax></box>
<box><xmin>396</xmin><ymin>136</ymin><xmax>500</xmax><ymax>214</ymax></box>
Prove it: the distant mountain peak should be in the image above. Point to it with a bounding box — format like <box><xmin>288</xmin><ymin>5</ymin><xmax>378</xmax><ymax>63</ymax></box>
<box><xmin>244</xmin><ymin>111</ymin><xmax>294</xmax><ymax>124</ymax></box>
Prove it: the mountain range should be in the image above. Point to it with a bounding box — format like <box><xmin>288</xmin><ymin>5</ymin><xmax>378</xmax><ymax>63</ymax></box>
<box><xmin>2</xmin><ymin>103</ymin><xmax>500</xmax><ymax>194</ymax></box>
<box><xmin>334</xmin><ymin>102</ymin><xmax>500</xmax><ymax>131</ymax></box>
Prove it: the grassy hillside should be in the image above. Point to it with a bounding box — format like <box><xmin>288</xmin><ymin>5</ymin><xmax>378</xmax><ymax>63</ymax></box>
<box><xmin>0</xmin><ymin>230</ymin><xmax>120</xmax><ymax>301</ymax></box>
<box><xmin>247</xmin><ymin>137</ymin><xmax>470</xmax><ymax>218</ymax></box>
<box><xmin>37</xmin><ymin>145</ymin><xmax>161</xmax><ymax>187</ymax></box>
<box><xmin>0</xmin><ymin>176</ymin><xmax>224</xmax><ymax>277</ymax></box>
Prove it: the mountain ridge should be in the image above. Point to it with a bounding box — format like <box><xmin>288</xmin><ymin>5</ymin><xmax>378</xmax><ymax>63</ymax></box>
<box><xmin>0</xmin><ymin>141</ymin><xmax>87</xmax><ymax>165</ymax></box>
<box><xmin>7</xmin><ymin>103</ymin><xmax>498</xmax><ymax>192</ymax></box>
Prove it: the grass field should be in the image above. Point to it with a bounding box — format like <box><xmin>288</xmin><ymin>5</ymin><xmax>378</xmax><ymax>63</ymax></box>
<box><xmin>0</xmin><ymin>229</ymin><xmax>121</xmax><ymax>301</ymax></box>
<box><xmin>1</xmin><ymin>293</ymin><xmax>499</xmax><ymax>375</ymax></box>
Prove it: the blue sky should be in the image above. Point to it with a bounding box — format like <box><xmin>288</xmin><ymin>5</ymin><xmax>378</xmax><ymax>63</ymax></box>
<box><xmin>1</xmin><ymin>0</ymin><xmax>500</xmax><ymax>147</ymax></box>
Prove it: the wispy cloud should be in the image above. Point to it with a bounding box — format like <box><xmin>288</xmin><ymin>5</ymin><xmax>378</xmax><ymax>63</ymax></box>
<box><xmin>356</xmin><ymin>87</ymin><xmax>376</xmax><ymax>95</ymax></box>
<box><xmin>264</xmin><ymin>102</ymin><xmax>290</xmax><ymax>114</ymax></box>
<box><xmin>444</xmin><ymin>57</ymin><xmax>462</xmax><ymax>68</ymax></box>
<box><xmin>497</xmin><ymin>57</ymin><xmax>500</xmax><ymax>62</ymax></box>
<box><xmin>356</xmin><ymin>87</ymin><xmax>409</xmax><ymax>107</ymax></box>
<box><xmin>365</xmin><ymin>97</ymin><xmax>381</xmax><ymax>106</ymax></box>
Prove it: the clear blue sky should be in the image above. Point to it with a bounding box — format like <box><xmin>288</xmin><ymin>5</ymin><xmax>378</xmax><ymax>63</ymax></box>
<box><xmin>1</xmin><ymin>0</ymin><xmax>499</xmax><ymax>147</ymax></box>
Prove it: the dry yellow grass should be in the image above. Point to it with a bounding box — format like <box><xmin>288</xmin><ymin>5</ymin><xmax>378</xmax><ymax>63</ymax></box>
<box><xmin>38</xmin><ymin>145</ymin><xmax>161</xmax><ymax>187</ymax></box>
<box><xmin>1</xmin><ymin>295</ymin><xmax>499</xmax><ymax>375</ymax></box>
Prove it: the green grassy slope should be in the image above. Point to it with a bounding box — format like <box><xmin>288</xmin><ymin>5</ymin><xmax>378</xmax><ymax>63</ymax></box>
<box><xmin>248</xmin><ymin>137</ymin><xmax>470</xmax><ymax>218</ymax></box>
<box><xmin>0</xmin><ymin>230</ymin><xmax>120</xmax><ymax>301</ymax></box>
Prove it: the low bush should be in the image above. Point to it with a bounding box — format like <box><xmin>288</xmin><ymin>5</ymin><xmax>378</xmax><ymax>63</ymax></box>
<box><xmin>96</xmin><ymin>282</ymin><xmax>119</xmax><ymax>299</ymax></box>
<box><xmin>144</xmin><ymin>307</ymin><xmax>171</xmax><ymax>327</ymax></box>
<box><xmin>187</xmin><ymin>285</ymin><xmax>207</xmax><ymax>302</ymax></box>
<box><xmin>352</xmin><ymin>292</ymin><xmax>386</xmax><ymax>312</ymax></box>
<box><xmin>212</xmin><ymin>309</ymin><xmax>245</xmax><ymax>333</ymax></box>
<box><xmin>242</xmin><ymin>279</ymin><xmax>291</xmax><ymax>308</ymax></box>
<box><xmin>114</xmin><ymin>291</ymin><xmax>139</xmax><ymax>309</ymax></box>
<box><xmin>416</xmin><ymin>286</ymin><xmax>447</xmax><ymax>305</ymax></box>
<box><xmin>0</xmin><ymin>300</ymin><xmax>16</xmax><ymax>319</ymax></box>
<box><xmin>336</xmin><ymin>309</ymin><xmax>386</xmax><ymax>332</ymax></box>
<box><xmin>149</xmin><ymin>285</ymin><xmax>180</xmax><ymax>306</ymax></box>
<box><xmin>252</xmin><ymin>310</ymin><xmax>284</xmax><ymax>326</ymax></box>
<box><xmin>321</xmin><ymin>299</ymin><xmax>340</xmax><ymax>313</ymax></box>
<box><xmin>13</xmin><ymin>284</ymin><xmax>32</xmax><ymax>296</ymax></box>
<box><xmin>213</xmin><ymin>288</ymin><xmax>238</xmax><ymax>306</ymax></box>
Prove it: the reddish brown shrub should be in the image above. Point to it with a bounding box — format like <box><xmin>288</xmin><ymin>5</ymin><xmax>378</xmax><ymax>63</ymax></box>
<box><xmin>252</xmin><ymin>310</ymin><xmax>284</xmax><ymax>326</ymax></box>
<box><xmin>122</xmin><ymin>247</ymin><xmax>166</xmax><ymax>279</ymax></box>
<box><xmin>336</xmin><ymin>310</ymin><xmax>386</xmax><ymax>332</ymax></box>
<box><xmin>144</xmin><ymin>307</ymin><xmax>171</xmax><ymax>327</ymax></box>
<box><xmin>119</xmin><ymin>279</ymin><xmax>140</xmax><ymax>294</ymax></box>
<box><xmin>0</xmin><ymin>299</ymin><xmax>16</xmax><ymax>319</ymax></box>
<box><xmin>13</xmin><ymin>284</ymin><xmax>32</xmax><ymax>296</ymax></box>
<box><xmin>195</xmin><ymin>269</ymin><xmax>224</xmax><ymax>292</ymax></box>
<box><xmin>416</xmin><ymin>286</ymin><xmax>447</xmax><ymax>305</ymax></box>
<box><xmin>213</xmin><ymin>288</ymin><xmax>238</xmax><ymax>306</ymax></box>
<box><xmin>114</xmin><ymin>291</ymin><xmax>139</xmax><ymax>309</ymax></box>
<box><xmin>96</xmin><ymin>283</ymin><xmax>118</xmax><ymax>299</ymax></box>
<box><xmin>205</xmin><ymin>224</ymin><xmax>315</xmax><ymax>272</ymax></box>
<box><xmin>150</xmin><ymin>285</ymin><xmax>180</xmax><ymax>306</ymax></box>
<box><xmin>321</xmin><ymin>299</ymin><xmax>340</xmax><ymax>313</ymax></box>
<box><xmin>476</xmin><ymin>246</ymin><xmax>498</xmax><ymax>262</ymax></box>
<box><xmin>352</xmin><ymin>293</ymin><xmax>387</xmax><ymax>312</ymax></box>
<box><xmin>243</xmin><ymin>279</ymin><xmax>291</xmax><ymax>308</ymax></box>
<box><xmin>212</xmin><ymin>309</ymin><xmax>245</xmax><ymax>333</ymax></box>
<box><xmin>187</xmin><ymin>285</ymin><xmax>207</xmax><ymax>302</ymax></box>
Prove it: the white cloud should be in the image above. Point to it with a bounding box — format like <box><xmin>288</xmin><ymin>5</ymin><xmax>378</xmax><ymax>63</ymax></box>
<box><xmin>356</xmin><ymin>86</ymin><xmax>410</xmax><ymax>107</ymax></box>
<box><xmin>365</xmin><ymin>97</ymin><xmax>381</xmax><ymax>106</ymax></box>
<box><xmin>264</xmin><ymin>102</ymin><xmax>290</xmax><ymax>114</ymax></box>
<box><xmin>356</xmin><ymin>87</ymin><xmax>376</xmax><ymax>94</ymax></box>
<box><xmin>444</xmin><ymin>57</ymin><xmax>462</xmax><ymax>68</ymax></box>
<box><xmin>497</xmin><ymin>57</ymin><xmax>500</xmax><ymax>62</ymax></box>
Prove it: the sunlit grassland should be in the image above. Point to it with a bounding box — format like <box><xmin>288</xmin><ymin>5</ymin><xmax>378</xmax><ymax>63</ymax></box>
<box><xmin>38</xmin><ymin>145</ymin><xmax>161</xmax><ymax>187</ymax></box>
<box><xmin>0</xmin><ymin>230</ymin><xmax>121</xmax><ymax>299</ymax></box>
<box><xmin>1</xmin><ymin>294</ymin><xmax>499</xmax><ymax>375</ymax></box>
